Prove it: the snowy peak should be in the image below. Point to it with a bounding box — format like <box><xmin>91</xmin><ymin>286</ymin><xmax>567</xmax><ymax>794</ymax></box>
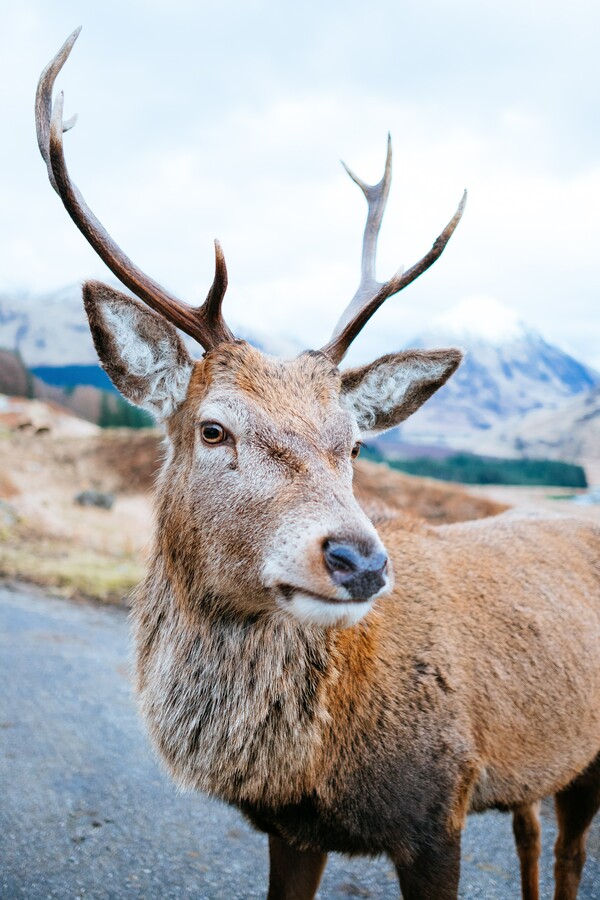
<box><xmin>0</xmin><ymin>284</ymin><xmax>96</xmax><ymax>367</ymax></box>
<box><xmin>0</xmin><ymin>284</ymin><xmax>303</xmax><ymax>367</ymax></box>
<box><xmin>396</xmin><ymin>298</ymin><xmax>600</xmax><ymax>447</ymax></box>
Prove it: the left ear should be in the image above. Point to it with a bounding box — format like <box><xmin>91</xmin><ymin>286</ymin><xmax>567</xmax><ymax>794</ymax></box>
<box><xmin>340</xmin><ymin>348</ymin><xmax>463</xmax><ymax>436</ymax></box>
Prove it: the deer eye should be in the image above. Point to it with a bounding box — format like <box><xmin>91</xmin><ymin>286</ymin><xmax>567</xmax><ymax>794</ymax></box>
<box><xmin>200</xmin><ymin>422</ymin><xmax>228</xmax><ymax>445</ymax></box>
<box><xmin>351</xmin><ymin>442</ymin><xmax>361</xmax><ymax>459</ymax></box>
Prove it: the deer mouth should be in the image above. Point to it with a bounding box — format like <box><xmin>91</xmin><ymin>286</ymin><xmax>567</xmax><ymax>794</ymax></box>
<box><xmin>276</xmin><ymin>584</ymin><xmax>375</xmax><ymax>628</ymax></box>
<box><xmin>277</xmin><ymin>584</ymin><xmax>371</xmax><ymax>605</ymax></box>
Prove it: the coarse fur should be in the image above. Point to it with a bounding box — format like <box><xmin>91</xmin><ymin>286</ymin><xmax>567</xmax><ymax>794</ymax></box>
<box><xmin>87</xmin><ymin>282</ymin><xmax>600</xmax><ymax>899</ymax></box>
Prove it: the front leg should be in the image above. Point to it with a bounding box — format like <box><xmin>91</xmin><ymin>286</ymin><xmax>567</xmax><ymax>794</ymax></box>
<box><xmin>394</xmin><ymin>828</ymin><xmax>461</xmax><ymax>900</ymax></box>
<box><xmin>267</xmin><ymin>834</ymin><xmax>328</xmax><ymax>900</ymax></box>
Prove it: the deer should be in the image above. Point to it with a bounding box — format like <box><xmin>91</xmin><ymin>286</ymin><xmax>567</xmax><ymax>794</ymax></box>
<box><xmin>36</xmin><ymin>29</ymin><xmax>600</xmax><ymax>900</ymax></box>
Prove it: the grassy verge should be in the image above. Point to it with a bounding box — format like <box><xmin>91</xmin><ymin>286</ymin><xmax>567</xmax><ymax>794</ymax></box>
<box><xmin>0</xmin><ymin>529</ymin><xmax>144</xmax><ymax>605</ymax></box>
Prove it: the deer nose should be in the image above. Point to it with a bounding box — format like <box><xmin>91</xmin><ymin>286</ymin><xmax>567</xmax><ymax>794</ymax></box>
<box><xmin>323</xmin><ymin>540</ymin><xmax>388</xmax><ymax>600</ymax></box>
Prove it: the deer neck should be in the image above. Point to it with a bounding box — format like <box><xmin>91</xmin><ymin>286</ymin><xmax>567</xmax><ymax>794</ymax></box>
<box><xmin>132</xmin><ymin>557</ymin><xmax>340</xmax><ymax>807</ymax></box>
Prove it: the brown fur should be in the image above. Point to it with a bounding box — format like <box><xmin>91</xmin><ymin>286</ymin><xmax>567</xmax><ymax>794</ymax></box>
<box><xmin>83</xmin><ymin>288</ymin><xmax>600</xmax><ymax>898</ymax></box>
<box><xmin>128</xmin><ymin>344</ymin><xmax>600</xmax><ymax>898</ymax></box>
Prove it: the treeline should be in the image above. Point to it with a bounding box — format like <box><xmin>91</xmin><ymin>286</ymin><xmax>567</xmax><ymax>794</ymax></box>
<box><xmin>363</xmin><ymin>448</ymin><xmax>587</xmax><ymax>488</ymax></box>
<box><xmin>31</xmin><ymin>364</ymin><xmax>115</xmax><ymax>392</ymax></box>
<box><xmin>0</xmin><ymin>350</ymin><xmax>154</xmax><ymax>429</ymax></box>
<box><xmin>99</xmin><ymin>392</ymin><xmax>154</xmax><ymax>429</ymax></box>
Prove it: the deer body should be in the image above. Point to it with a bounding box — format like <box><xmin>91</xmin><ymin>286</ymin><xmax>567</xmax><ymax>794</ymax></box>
<box><xmin>37</xmin><ymin>30</ymin><xmax>600</xmax><ymax>899</ymax></box>
<box><xmin>127</xmin><ymin>341</ymin><xmax>600</xmax><ymax>898</ymax></box>
<box><xmin>134</xmin><ymin>509</ymin><xmax>600</xmax><ymax>833</ymax></box>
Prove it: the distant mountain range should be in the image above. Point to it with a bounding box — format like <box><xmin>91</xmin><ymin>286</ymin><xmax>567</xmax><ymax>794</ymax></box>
<box><xmin>390</xmin><ymin>298</ymin><xmax>599</xmax><ymax>447</ymax></box>
<box><xmin>1</xmin><ymin>288</ymin><xmax>598</xmax><ymax>478</ymax></box>
<box><xmin>0</xmin><ymin>284</ymin><xmax>302</xmax><ymax>369</ymax></box>
<box><xmin>477</xmin><ymin>382</ymin><xmax>600</xmax><ymax>484</ymax></box>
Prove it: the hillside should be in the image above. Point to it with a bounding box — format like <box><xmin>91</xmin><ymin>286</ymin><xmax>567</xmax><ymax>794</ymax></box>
<box><xmin>0</xmin><ymin>349</ymin><xmax>152</xmax><ymax>428</ymax></box>
<box><xmin>393</xmin><ymin>298</ymin><xmax>599</xmax><ymax>447</ymax></box>
<box><xmin>478</xmin><ymin>383</ymin><xmax>600</xmax><ymax>484</ymax></box>
<box><xmin>0</xmin><ymin>399</ymin><xmax>510</xmax><ymax>603</ymax></box>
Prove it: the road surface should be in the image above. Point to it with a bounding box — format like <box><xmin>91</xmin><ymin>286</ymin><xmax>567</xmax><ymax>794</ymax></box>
<box><xmin>1</xmin><ymin>583</ymin><xmax>600</xmax><ymax>899</ymax></box>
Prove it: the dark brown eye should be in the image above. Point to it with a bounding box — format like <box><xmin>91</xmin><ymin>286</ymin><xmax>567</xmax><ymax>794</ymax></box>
<box><xmin>200</xmin><ymin>422</ymin><xmax>228</xmax><ymax>445</ymax></box>
<box><xmin>351</xmin><ymin>442</ymin><xmax>361</xmax><ymax>459</ymax></box>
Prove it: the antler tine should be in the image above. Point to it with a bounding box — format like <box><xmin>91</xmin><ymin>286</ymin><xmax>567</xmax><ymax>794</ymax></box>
<box><xmin>35</xmin><ymin>27</ymin><xmax>81</xmax><ymax>192</ymax></box>
<box><xmin>339</xmin><ymin>132</ymin><xmax>395</xmax><ymax>316</ymax></box>
<box><xmin>321</xmin><ymin>136</ymin><xmax>466</xmax><ymax>365</ymax></box>
<box><xmin>36</xmin><ymin>29</ymin><xmax>235</xmax><ymax>352</ymax></box>
<box><xmin>201</xmin><ymin>240</ymin><xmax>230</xmax><ymax>341</ymax></box>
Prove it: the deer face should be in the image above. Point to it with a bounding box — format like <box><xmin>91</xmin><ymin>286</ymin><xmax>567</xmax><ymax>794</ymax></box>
<box><xmin>38</xmin><ymin>33</ymin><xmax>464</xmax><ymax>625</ymax></box>
<box><xmin>83</xmin><ymin>282</ymin><xmax>461</xmax><ymax>628</ymax></box>
<box><xmin>177</xmin><ymin>342</ymin><xmax>387</xmax><ymax>628</ymax></box>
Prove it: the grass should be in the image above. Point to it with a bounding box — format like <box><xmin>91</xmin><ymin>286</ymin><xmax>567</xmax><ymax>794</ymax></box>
<box><xmin>0</xmin><ymin>531</ymin><xmax>144</xmax><ymax>605</ymax></box>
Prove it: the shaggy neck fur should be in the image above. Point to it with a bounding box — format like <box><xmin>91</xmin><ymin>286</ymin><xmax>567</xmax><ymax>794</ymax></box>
<box><xmin>132</xmin><ymin>558</ymin><xmax>337</xmax><ymax>807</ymax></box>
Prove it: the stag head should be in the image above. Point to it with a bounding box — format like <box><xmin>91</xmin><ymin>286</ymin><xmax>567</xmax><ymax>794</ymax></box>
<box><xmin>36</xmin><ymin>29</ymin><xmax>465</xmax><ymax>627</ymax></box>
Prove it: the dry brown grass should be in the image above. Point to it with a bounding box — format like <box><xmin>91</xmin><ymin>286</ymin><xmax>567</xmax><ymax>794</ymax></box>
<box><xmin>1</xmin><ymin>421</ymin><xmax>595</xmax><ymax>606</ymax></box>
<box><xmin>353</xmin><ymin>459</ymin><xmax>510</xmax><ymax>524</ymax></box>
<box><xmin>0</xmin><ymin>534</ymin><xmax>142</xmax><ymax>604</ymax></box>
<box><xmin>0</xmin><ymin>428</ymin><xmax>153</xmax><ymax>604</ymax></box>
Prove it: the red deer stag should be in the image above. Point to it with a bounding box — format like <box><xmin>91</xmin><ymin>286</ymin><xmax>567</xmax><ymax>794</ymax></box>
<box><xmin>37</xmin><ymin>29</ymin><xmax>600</xmax><ymax>900</ymax></box>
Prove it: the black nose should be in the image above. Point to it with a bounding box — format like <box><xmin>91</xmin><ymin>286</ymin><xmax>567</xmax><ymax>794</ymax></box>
<box><xmin>323</xmin><ymin>540</ymin><xmax>388</xmax><ymax>600</ymax></box>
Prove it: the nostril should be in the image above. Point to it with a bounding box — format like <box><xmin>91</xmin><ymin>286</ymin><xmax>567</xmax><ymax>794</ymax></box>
<box><xmin>369</xmin><ymin>552</ymin><xmax>388</xmax><ymax>577</ymax></box>
<box><xmin>323</xmin><ymin>541</ymin><xmax>361</xmax><ymax>576</ymax></box>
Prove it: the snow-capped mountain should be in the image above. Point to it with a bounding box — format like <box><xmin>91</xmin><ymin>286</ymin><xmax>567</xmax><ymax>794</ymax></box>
<box><xmin>394</xmin><ymin>297</ymin><xmax>599</xmax><ymax>447</ymax></box>
<box><xmin>0</xmin><ymin>285</ymin><xmax>98</xmax><ymax>366</ymax></box>
<box><xmin>0</xmin><ymin>284</ymin><xmax>302</xmax><ymax>367</ymax></box>
<box><xmin>2</xmin><ymin>289</ymin><xmax>597</xmax><ymax>454</ymax></box>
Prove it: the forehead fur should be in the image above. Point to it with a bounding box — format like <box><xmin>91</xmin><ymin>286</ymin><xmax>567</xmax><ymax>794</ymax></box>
<box><xmin>188</xmin><ymin>341</ymin><xmax>342</xmax><ymax>417</ymax></box>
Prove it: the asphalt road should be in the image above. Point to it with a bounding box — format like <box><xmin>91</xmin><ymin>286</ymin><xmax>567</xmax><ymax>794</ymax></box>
<box><xmin>2</xmin><ymin>582</ymin><xmax>600</xmax><ymax>899</ymax></box>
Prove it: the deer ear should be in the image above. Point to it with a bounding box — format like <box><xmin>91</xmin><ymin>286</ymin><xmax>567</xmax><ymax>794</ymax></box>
<box><xmin>83</xmin><ymin>281</ymin><xmax>194</xmax><ymax>421</ymax></box>
<box><xmin>340</xmin><ymin>348</ymin><xmax>462</xmax><ymax>436</ymax></box>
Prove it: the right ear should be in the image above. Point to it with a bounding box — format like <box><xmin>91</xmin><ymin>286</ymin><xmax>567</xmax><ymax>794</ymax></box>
<box><xmin>83</xmin><ymin>281</ymin><xmax>194</xmax><ymax>421</ymax></box>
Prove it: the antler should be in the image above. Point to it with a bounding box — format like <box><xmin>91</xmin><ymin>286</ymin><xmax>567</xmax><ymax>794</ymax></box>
<box><xmin>35</xmin><ymin>28</ymin><xmax>235</xmax><ymax>351</ymax></box>
<box><xmin>321</xmin><ymin>136</ymin><xmax>466</xmax><ymax>365</ymax></box>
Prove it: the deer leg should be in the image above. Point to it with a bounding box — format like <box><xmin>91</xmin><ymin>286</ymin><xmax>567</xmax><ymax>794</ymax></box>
<box><xmin>394</xmin><ymin>829</ymin><xmax>461</xmax><ymax>900</ymax></box>
<box><xmin>267</xmin><ymin>834</ymin><xmax>328</xmax><ymax>900</ymax></box>
<box><xmin>554</xmin><ymin>752</ymin><xmax>600</xmax><ymax>900</ymax></box>
<box><xmin>512</xmin><ymin>802</ymin><xmax>541</xmax><ymax>900</ymax></box>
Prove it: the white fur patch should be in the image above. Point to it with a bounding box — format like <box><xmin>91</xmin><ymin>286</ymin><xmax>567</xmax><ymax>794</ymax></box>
<box><xmin>103</xmin><ymin>303</ymin><xmax>193</xmax><ymax>420</ymax></box>
<box><xmin>282</xmin><ymin>592</ymin><xmax>374</xmax><ymax>628</ymax></box>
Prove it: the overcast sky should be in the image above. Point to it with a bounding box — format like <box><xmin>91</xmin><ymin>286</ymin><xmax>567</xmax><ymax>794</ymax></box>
<box><xmin>1</xmin><ymin>0</ymin><xmax>599</xmax><ymax>367</ymax></box>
